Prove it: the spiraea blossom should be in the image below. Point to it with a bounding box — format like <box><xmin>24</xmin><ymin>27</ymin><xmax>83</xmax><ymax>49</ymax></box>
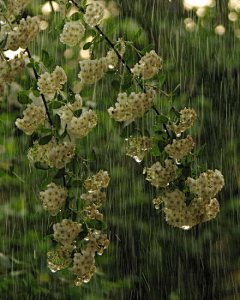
<box><xmin>81</xmin><ymin>191</ymin><xmax>107</xmax><ymax>212</ymax></box>
<box><xmin>126</xmin><ymin>136</ymin><xmax>154</xmax><ymax>162</ymax></box>
<box><xmin>68</xmin><ymin>110</ymin><xmax>98</xmax><ymax>139</ymax></box>
<box><xmin>0</xmin><ymin>0</ymin><xmax>29</xmax><ymax>19</ymax></box>
<box><xmin>186</xmin><ymin>169</ymin><xmax>225</xmax><ymax>199</ymax></box>
<box><xmin>153</xmin><ymin>189</ymin><xmax>221</xmax><ymax>229</ymax></box>
<box><xmin>164</xmin><ymin>135</ymin><xmax>195</xmax><ymax>160</ymax></box>
<box><xmin>131</xmin><ymin>50</ymin><xmax>162</xmax><ymax>80</ymax></box>
<box><xmin>105</xmin><ymin>40</ymin><xmax>126</xmax><ymax>69</ymax></box>
<box><xmin>37</xmin><ymin>66</ymin><xmax>67</xmax><ymax>100</ymax></box>
<box><xmin>6</xmin><ymin>16</ymin><xmax>40</xmax><ymax>51</ymax></box>
<box><xmin>47</xmin><ymin>244</ymin><xmax>75</xmax><ymax>272</ymax></box>
<box><xmin>78</xmin><ymin>58</ymin><xmax>108</xmax><ymax>84</ymax></box>
<box><xmin>83</xmin><ymin>1</ymin><xmax>105</xmax><ymax>27</ymax></box>
<box><xmin>143</xmin><ymin>160</ymin><xmax>178</xmax><ymax>188</ymax></box>
<box><xmin>0</xmin><ymin>53</ymin><xmax>25</xmax><ymax>86</ymax></box>
<box><xmin>169</xmin><ymin>108</ymin><xmax>197</xmax><ymax>137</ymax></box>
<box><xmin>84</xmin><ymin>170</ymin><xmax>110</xmax><ymax>192</ymax></box>
<box><xmin>60</xmin><ymin>20</ymin><xmax>85</xmax><ymax>47</ymax></box>
<box><xmin>15</xmin><ymin>103</ymin><xmax>46</xmax><ymax>135</ymax></box>
<box><xmin>53</xmin><ymin>219</ymin><xmax>82</xmax><ymax>246</ymax></box>
<box><xmin>108</xmin><ymin>89</ymin><xmax>155</xmax><ymax>121</ymax></box>
<box><xmin>55</xmin><ymin>94</ymin><xmax>83</xmax><ymax>122</ymax></box>
<box><xmin>40</xmin><ymin>183</ymin><xmax>67</xmax><ymax>216</ymax></box>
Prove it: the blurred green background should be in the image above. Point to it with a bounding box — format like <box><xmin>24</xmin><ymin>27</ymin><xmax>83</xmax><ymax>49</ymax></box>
<box><xmin>0</xmin><ymin>0</ymin><xmax>240</xmax><ymax>299</ymax></box>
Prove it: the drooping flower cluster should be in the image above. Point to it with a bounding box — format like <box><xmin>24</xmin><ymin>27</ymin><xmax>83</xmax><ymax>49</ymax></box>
<box><xmin>15</xmin><ymin>103</ymin><xmax>46</xmax><ymax>135</ymax></box>
<box><xmin>60</xmin><ymin>20</ymin><xmax>85</xmax><ymax>47</ymax></box>
<box><xmin>40</xmin><ymin>183</ymin><xmax>67</xmax><ymax>216</ymax></box>
<box><xmin>84</xmin><ymin>170</ymin><xmax>110</xmax><ymax>192</ymax></box>
<box><xmin>83</xmin><ymin>1</ymin><xmax>105</xmax><ymax>27</ymax></box>
<box><xmin>108</xmin><ymin>89</ymin><xmax>155</xmax><ymax>121</ymax></box>
<box><xmin>37</xmin><ymin>66</ymin><xmax>67</xmax><ymax>100</ymax></box>
<box><xmin>105</xmin><ymin>40</ymin><xmax>126</xmax><ymax>69</ymax></box>
<box><xmin>28</xmin><ymin>139</ymin><xmax>75</xmax><ymax>169</ymax></box>
<box><xmin>53</xmin><ymin>219</ymin><xmax>82</xmax><ymax>246</ymax></box>
<box><xmin>126</xmin><ymin>136</ymin><xmax>154</xmax><ymax>162</ymax></box>
<box><xmin>5</xmin><ymin>16</ymin><xmax>40</xmax><ymax>51</ymax></box>
<box><xmin>81</xmin><ymin>191</ymin><xmax>106</xmax><ymax>213</ymax></box>
<box><xmin>169</xmin><ymin>108</ymin><xmax>197</xmax><ymax>137</ymax></box>
<box><xmin>152</xmin><ymin>189</ymin><xmax>221</xmax><ymax>229</ymax></box>
<box><xmin>55</xmin><ymin>94</ymin><xmax>83</xmax><ymax>122</ymax></box>
<box><xmin>143</xmin><ymin>160</ymin><xmax>178</xmax><ymax>188</ymax></box>
<box><xmin>68</xmin><ymin>110</ymin><xmax>98</xmax><ymax>139</ymax></box>
<box><xmin>0</xmin><ymin>0</ymin><xmax>29</xmax><ymax>19</ymax></box>
<box><xmin>186</xmin><ymin>169</ymin><xmax>224</xmax><ymax>198</ymax></box>
<box><xmin>164</xmin><ymin>135</ymin><xmax>195</xmax><ymax>160</ymax></box>
<box><xmin>0</xmin><ymin>53</ymin><xmax>25</xmax><ymax>87</ymax></box>
<box><xmin>131</xmin><ymin>50</ymin><xmax>162</xmax><ymax>80</ymax></box>
<box><xmin>78</xmin><ymin>58</ymin><xmax>108</xmax><ymax>84</ymax></box>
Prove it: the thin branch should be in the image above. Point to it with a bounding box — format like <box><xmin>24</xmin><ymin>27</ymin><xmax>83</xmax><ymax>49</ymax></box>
<box><xmin>25</xmin><ymin>48</ymin><xmax>53</xmax><ymax>127</ymax></box>
<box><xmin>143</xmin><ymin>84</ymin><xmax>170</xmax><ymax>100</ymax></box>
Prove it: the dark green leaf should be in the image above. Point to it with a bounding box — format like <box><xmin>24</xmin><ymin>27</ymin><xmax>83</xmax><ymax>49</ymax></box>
<box><xmin>70</xmin><ymin>12</ymin><xmax>81</xmax><ymax>21</ymax></box>
<box><xmin>159</xmin><ymin>74</ymin><xmax>166</xmax><ymax>87</ymax></box>
<box><xmin>182</xmin><ymin>167</ymin><xmax>191</xmax><ymax>177</ymax></box>
<box><xmin>72</xmin><ymin>156</ymin><xmax>80</xmax><ymax>175</ymax></box>
<box><xmin>74</xmin><ymin>109</ymin><xmax>82</xmax><ymax>118</ymax></box>
<box><xmin>169</xmin><ymin>107</ymin><xmax>181</xmax><ymax>120</ymax></box>
<box><xmin>54</xmin><ymin>115</ymin><xmax>61</xmax><ymax>130</ymax></box>
<box><xmin>41</xmin><ymin>128</ymin><xmax>52</xmax><ymax>134</ymax></box>
<box><xmin>78</xmin><ymin>231</ymin><xmax>88</xmax><ymax>240</ymax></box>
<box><xmin>49</xmin><ymin>101</ymin><xmax>63</xmax><ymax>110</ymax></box>
<box><xmin>151</xmin><ymin>144</ymin><xmax>161</xmax><ymax>156</ymax></box>
<box><xmin>120</xmin><ymin>122</ymin><xmax>136</xmax><ymax>138</ymax></box>
<box><xmin>121</xmin><ymin>81</ymin><xmax>133</xmax><ymax>91</ymax></box>
<box><xmin>86</xmin><ymin>219</ymin><xmax>107</xmax><ymax>230</ymax></box>
<box><xmin>34</xmin><ymin>162</ymin><xmax>49</xmax><ymax>170</ymax></box>
<box><xmin>111</xmin><ymin>80</ymin><xmax>120</xmax><ymax>91</ymax></box>
<box><xmin>44</xmin><ymin>234</ymin><xmax>54</xmax><ymax>241</ymax></box>
<box><xmin>26</xmin><ymin>63</ymin><xmax>34</xmax><ymax>68</ymax></box>
<box><xmin>193</xmin><ymin>144</ymin><xmax>206</xmax><ymax>157</ymax></box>
<box><xmin>41</xmin><ymin>177</ymin><xmax>52</xmax><ymax>190</ymax></box>
<box><xmin>67</xmin><ymin>88</ymin><xmax>75</xmax><ymax>103</ymax></box>
<box><xmin>17</xmin><ymin>91</ymin><xmax>32</xmax><ymax>104</ymax></box>
<box><xmin>54</xmin><ymin>168</ymin><xmax>65</xmax><ymax>179</ymax></box>
<box><xmin>133</xmin><ymin>27</ymin><xmax>143</xmax><ymax>42</ymax></box>
<box><xmin>87</xmin><ymin>148</ymin><xmax>96</xmax><ymax>162</ymax></box>
<box><xmin>158</xmin><ymin>140</ymin><xmax>168</xmax><ymax>151</ymax></box>
<box><xmin>0</xmin><ymin>34</ymin><xmax>8</xmax><ymax>49</ymax></box>
<box><xmin>55</xmin><ymin>18</ymin><xmax>67</xmax><ymax>31</ymax></box>
<box><xmin>140</xmin><ymin>43</ymin><xmax>154</xmax><ymax>55</ymax></box>
<box><xmin>83</xmin><ymin>42</ymin><xmax>92</xmax><ymax>50</ymax></box>
<box><xmin>156</xmin><ymin>115</ymin><xmax>168</xmax><ymax>124</ymax></box>
<box><xmin>71</xmin><ymin>179</ymin><xmax>83</xmax><ymax>187</ymax></box>
<box><xmin>39</xmin><ymin>134</ymin><xmax>53</xmax><ymax>145</ymax></box>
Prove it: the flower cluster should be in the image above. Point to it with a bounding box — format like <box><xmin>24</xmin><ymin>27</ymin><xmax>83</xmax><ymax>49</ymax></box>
<box><xmin>78</xmin><ymin>58</ymin><xmax>108</xmax><ymax>84</ymax></box>
<box><xmin>0</xmin><ymin>0</ymin><xmax>29</xmax><ymax>19</ymax></box>
<box><xmin>6</xmin><ymin>16</ymin><xmax>40</xmax><ymax>51</ymax></box>
<box><xmin>169</xmin><ymin>108</ymin><xmax>197</xmax><ymax>136</ymax></box>
<box><xmin>143</xmin><ymin>160</ymin><xmax>178</xmax><ymax>188</ymax></box>
<box><xmin>15</xmin><ymin>103</ymin><xmax>46</xmax><ymax>135</ymax></box>
<box><xmin>164</xmin><ymin>135</ymin><xmax>195</xmax><ymax>160</ymax></box>
<box><xmin>47</xmin><ymin>244</ymin><xmax>75</xmax><ymax>272</ymax></box>
<box><xmin>40</xmin><ymin>183</ymin><xmax>67</xmax><ymax>216</ymax></box>
<box><xmin>37</xmin><ymin>66</ymin><xmax>67</xmax><ymax>100</ymax></box>
<box><xmin>131</xmin><ymin>50</ymin><xmax>162</xmax><ymax>80</ymax></box>
<box><xmin>153</xmin><ymin>189</ymin><xmax>221</xmax><ymax>229</ymax></box>
<box><xmin>55</xmin><ymin>94</ymin><xmax>83</xmax><ymax>122</ymax></box>
<box><xmin>81</xmin><ymin>191</ymin><xmax>106</xmax><ymax>212</ymax></box>
<box><xmin>53</xmin><ymin>219</ymin><xmax>82</xmax><ymax>246</ymax></box>
<box><xmin>83</xmin><ymin>1</ymin><xmax>105</xmax><ymax>27</ymax></box>
<box><xmin>84</xmin><ymin>170</ymin><xmax>110</xmax><ymax>192</ymax></box>
<box><xmin>28</xmin><ymin>139</ymin><xmax>75</xmax><ymax>169</ymax></box>
<box><xmin>108</xmin><ymin>89</ymin><xmax>155</xmax><ymax>121</ymax></box>
<box><xmin>126</xmin><ymin>136</ymin><xmax>154</xmax><ymax>162</ymax></box>
<box><xmin>105</xmin><ymin>40</ymin><xmax>126</xmax><ymax>69</ymax></box>
<box><xmin>0</xmin><ymin>53</ymin><xmax>25</xmax><ymax>87</ymax></box>
<box><xmin>60</xmin><ymin>20</ymin><xmax>85</xmax><ymax>47</ymax></box>
<box><xmin>186</xmin><ymin>169</ymin><xmax>224</xmax><ymax>198</ymax></box>
<box><xmin>68</xmin><ymin>110</ymin><xmax>98</xmax><ymax>139</ymax></box>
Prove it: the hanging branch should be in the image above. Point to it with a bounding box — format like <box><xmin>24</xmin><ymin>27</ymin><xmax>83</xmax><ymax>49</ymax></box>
<box><xmin>25</xmin><ymin>47</ymin><xmax>53</xmax><ymax>127</ymax></box>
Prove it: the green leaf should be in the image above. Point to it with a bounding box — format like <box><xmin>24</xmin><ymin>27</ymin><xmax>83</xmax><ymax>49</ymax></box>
<box><xmin>41</xmin><ymin>49</ymin><xmax>50</xmax><ymax>67</ymax></box>
<box><xmin>53</xmin><ymin>168</ymin><xmax>65</xmax><ymax>179</ymax></box>
<box><xmin>133</xmin><ymin>27</ymin><xmax>143</xmax><ymax>42</ymax></box>
<box><xmin>41</xmin><ymin>177</ymin><xmax>52</xmax><ymax>190</ymax></box>
<box><xmin>54</xmin><ymin>115</ymin><xmax>61</xmax><ymax>130</ymax></box>
<box><xmin>86</xmin><ymin>219</ymin><xmax>107</xmax><ymax>230</ymax></box>
<box><xmin>193</xmin><ymin>144</ymin><xmax>206</xmax><ymax>157</ymax></box>
<box><xmin>154</xmin><ymin>129</ymin><xmax>168</xmax><ymax>140</ymax></box>
<box><xmin>40</xmin><ymin>128</ymin><xmax>52</xmax><ymax>134</ymax></box>
<box><xmin>0</xmin><ymin>34</ymin><xmax>8</xmax><ymax>49</ymax></box>
<box><xmin>71</xmin><ymin>179</ymin><xmax>83</xmax><ymax>187</ymax></box>
<box><xmin>32</xmin><ymin>89</ymin><xmax>40</xmax><ymax>97</ymax></box>
<box><xmin>72</xmin><ymin>156</ymin><xmax>80</xmax><ymax>175</ymax></box>
<box><xmin>83</xmin><ymin>42</ymin><xmax>92</xmax><ymax>50</ymax></box>
<box><xmin>159</xmin><ymin>74</ymin><xmax>166</xmax><ymax>87</ymax></box>
<box><xmin>87</xmin><ymin>148</ymin><xmax>96</xmax><ymax>162</ymax></box>
<box><xmin>105</xmin><ymin>25</ymin><xmax>118</xmax><ymax>36</ymax></box>
<box><xmin>49</xmin><ymin>101</ymin><xmax>63</xmax><ymax>110</ymax></box>
<box><xmin>67</xmin><ymin>88</ymin><xmax>75</xmax><ymax>103</ymax></box>
<box><xmin>17</xmin><ymin>91</ymin><xmax>32</xmax><ymax>104</ymax></box>
<box><xmin>70</xmin><ymin>12</ymin><xmax>81</xmax><ymax>21</ymax></box>
<box><xmin>182</xmin><ymin>167</ymin><xmax>191</xmax><ymax>177</ymax></box>
<box><xmin>156</xmin><ymin>115</ymin><xmax>168</xmax><ymax>124</ymax></box>
<box><xmin>140</xmin><ymin>43</ymin><xmax>154</xmax><ymax>55</ymax></box>
<box><xmin>78</xmin><ymin>231</ymin><xmax>89</xmax><ymax>240</ymax></box>
<box><xmin>39</xmin><ymin>134</ymin><xmax>53</xmax><ymax>145</ymax></box>
<box><xmin>111</xmin><ymin>80</ymin><xmax>120</xmax><ymax>91</ymax></box>
<box><xmin>158</xmin><ymin>140</ymin><xmax>168</xmax><ymax>151</ymax></box>
<box><xmin>169</xmin><ymin>107</ymin><xmax>181</xmax><ymax>120</ymax></box>
<box><xmin>74</xmin><ymin>109</ymin><xmax>82</xmax><ymax>118</ymax></box>
<box><xmin>121</xmin><ymin>81</ymin><xmax>133</xmax><ymax>91</ymax></box>
<box><xmin>151</xmin><ymin>144</ymin><xmax>161</xmax><ymax>156</ymax></box>
<box><xmin>169</xmin><ymin>84</ymin><xmax>180</xmax><ymax>96</ymax></box>
<box><xmin>120</xmin><ymin>122</ymin><xmax>136</xmax><ymax>138</ymax></box>
<box><xmin>34</xmin><ymin>162</ymin><xmax>49</xmax><ymax>170</ymax></box>
<box><xmin>44</xmin><ymin>234</ymin><xmax>54</xmax><ymax>241</ymax></box>
<box><xmin>55</xmin><ymin>18</ymin><xmax>67</xmax><ymax>31</ymax></box>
